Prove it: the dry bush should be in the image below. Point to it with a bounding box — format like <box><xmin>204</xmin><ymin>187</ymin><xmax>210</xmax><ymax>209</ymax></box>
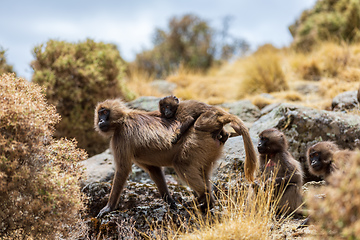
<box><xmin>239</xmin><ymin>49</ymin><xmax>288</xmax><ymax>95</ymax></box>
<box><xmin>315</xmin><ymin>42</ymin><xmax>350</xmax><ymax>77</ymax></box>
<box><xmin>250</xmin><ymin>95</ymin><xmax>275</xmax><ymax>109</ymax></box>
<box><xmin>272</xmin><ymin>91</ymin><xmax>304</xmax><ymax>102</ymax></box>
<box><xmin>292</xmin><ymin>42</ymin><xmax>350</xmax><ymax>80</ymax></box>
<box><xmin>348</xmin><ymin>43</ymin><xmax>360</xmax><ymax>68</ymax></box>
<box><xmin>0</xmin><ymin>73</ymin><xmax>87</xmax><ymax>239</ymax></box>
<box><xmin>306</xmin><ymin>151</ymin><xmax>360</xmax><ymax>239</ymax></box>
<box><xmin>318</xmin><ymin>78</ymin><xmax>357</xmax><ymax>99</ymax></box>
<box><xmin>31</xmin><ymin>39</ymin><xmax>130</xmax><ymax>156</ymax></box>
<box><xmin>167</xmin><ymin>65</ymin><xmax>238</xmax><ymax>104</ymax></box>
<box><xmin>291</xmin><ymin>42</ymin><xmax>353</xmax><ymax>82</ymax></box>
<box><xmin>338</xmin><ymin>67</ymin><xmax>360</xmax><ymax>82</ymax></box>
<box><xmin>290</xmin><ymin>53</ymin><xmax>321</xmax><ymax>81</ymax></box>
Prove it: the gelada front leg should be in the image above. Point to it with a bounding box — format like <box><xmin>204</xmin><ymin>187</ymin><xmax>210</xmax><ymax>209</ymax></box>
<box><xmin>139</xmin><ymin>164</ymin><xmax>177</xmax><ymax>209</ymax></box>
<box><xmin>97</xmin><ymin>167</ymin><xmax>131</xmax><ymax>218</ymax></box>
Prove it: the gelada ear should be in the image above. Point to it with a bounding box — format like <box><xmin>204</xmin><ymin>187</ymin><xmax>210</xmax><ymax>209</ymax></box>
<box><xmin>173</xmin><ymin>96</ymin><xmax>179</xmax><ymax>104</ymax></box>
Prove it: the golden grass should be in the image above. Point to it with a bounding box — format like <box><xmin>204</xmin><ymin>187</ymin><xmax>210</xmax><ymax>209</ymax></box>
<box><xmin>272</xmin><ymin>91</ymin><xmax>303</xmax><ymax>102</ymax></box>
<box><xmin>125</xmin><ymin>66</ymin><xmax>163</xmax><ymax>97</ymax></box>
<box><xmin>150</xmin><ymin>169</ymin><xmax>307</xmax><ymax>240</ymax></box>
<box><xmin>289</xmin><ymin>53</ymin><xmax>321</xmax><ymax>81</ymax></box>
<box><xmin>250</xmin><ymin>95</ymin><xmax>276</xmax><ymax>109</ymax></box>
<box><xmin>178</xmin><ymin>188</ymin><xmax>274</xmax><ymax>240</ymax></box>
<box><xmin>127</xmin><ymin>41</ymin><xmax>360</xmax><ymax>111</ymax></box>
<box><xmin>318</xmin><ymin>78</ymin><xmax>358</xmax><ymax>99</ymax></box>
<box><xmin>167</xmin><ymin>65</ymin><xmax>240</xmax><ymax>104</ymax></box>
<box><xmin>239</xmin><ymin>52</ymin><xmax>288</xmax><ymax>96</ymax></box>
<box><xmin>122</xmin><ymin>42</ymin><xmax>360</xmax><ymax>239</ymax></box>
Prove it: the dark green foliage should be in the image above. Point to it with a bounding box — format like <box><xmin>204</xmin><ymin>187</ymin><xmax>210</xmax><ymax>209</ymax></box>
<box><xmin>134</xmin><ymin>14</ymin><xmax>214</xmax><ymax>77</ymax></box>
<box><xmin>31</xmin><ymin>39</ymin><xmax>130</xmax><ymax>155</ymax></box>
<box><xmin>133</xmin><ymin>14</ymin><xmax>249</xmax><ymax>77</ymax></box>
<box><xmin>0</xmin><ymin>73</ymin><xmax>87</xmax><ymax>238</ymax></box>
<box><xmin>0</xmin><ymin>47</ymin><xmax>15</xmax><ymax>75</ymax></box>
<box><xmin>289</xmin><ymin>0</ymin><xmax>360</xmax><ymax>51</ymax></box>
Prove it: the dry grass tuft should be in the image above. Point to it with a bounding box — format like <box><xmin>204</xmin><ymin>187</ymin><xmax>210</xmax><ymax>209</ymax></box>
<box><xmin>250</xmin><ymin>95</ymin><xmax>276</xmax><ymax>109</ymax></box>
<box><xmin>167</xmin><ymin>66</ymin><xmax>238</xmax><ymax>104</ymax></box>
<box><xmin>338</xmin><ymin>67</ymin><xmax>360</xmax><ymax>82</ymax></box>
<box><xmin>154</xmin><ymin>170</ymin><xmax>305</xmax><ymax>240</ymax></box>
<box><xmin>125</xmin><ymin>66</ymin><xmax>163</xmax><ymax>97</ymax></box>
<box><xmin>272</xmin><ymin>91</ymin><xmax>304</xmax><ymax>102</ymax></box>
<box><xmin>290</xmin><ymin>53</ymin><xmax>321</xmax><ymax>81</ymax></box>
<box><xmin>315</xmin><ymin>42</ymin><xmax>350</xmax><ymax>78</ymax></box>
<box><xmin>318</xmin><ymin>78</ymin><xmax>357</xmax><ymax>99</ymax></box>
<box><xmin>239</xmin><ymin>51</ymin><xmax>288</xmax><ymax>95</ymax></box>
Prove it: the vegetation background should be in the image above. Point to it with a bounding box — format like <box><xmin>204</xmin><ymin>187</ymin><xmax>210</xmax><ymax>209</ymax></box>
<box><xmin>1</xmin><ymin>0</ymin><xmax>360</xmax><ymax>238</ymax></box>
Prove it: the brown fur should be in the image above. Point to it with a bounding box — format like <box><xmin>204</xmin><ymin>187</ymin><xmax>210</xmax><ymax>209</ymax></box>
<box><xmin>357</xmin><ymin>86</ymin><xmax>360</xmax><ymax>103</ymax></box>
<box><xmin>94</xmin><ymin>99</ymin><xmax>258</xmax><ymax>217</ymax></box>
<box><xmin>307</xmin><ymin>141</ymin><xmax>355</xmax><ymax>180</ymax></box>
<box><xmin>190</xmin><ymin>109</ymin><xmax>258</xmax><ymax>182</ymax></box>
<box><xmin>159</xmin><ymin>96</ymin><xmax>229</xmax><ymax>144</ymax></box>
<box><xmin>257</xmin><ymin>128</ymin><xmax>303</xmax><ymax>216</ymax></box>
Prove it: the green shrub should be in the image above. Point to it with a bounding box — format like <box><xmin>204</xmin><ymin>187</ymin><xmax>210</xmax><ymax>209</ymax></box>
<box><xmin>133</xmin><ymin>14</ymin><xmax>249</xmax><ymax>78</ymax></box>
<box><xmin>307</xmin><ymin>151</ymin><xmax>360</xmax><ymax>239</ymax></box>
<box><xmin>240</xmin><ymin>45</ymin><xmax>287</xmax><ymax>95</ymax></box>
<box><xmin>134</xmin><ymin>14</ymin><xmax>214</xmax><ymax>77</ymax></box>
<box><xmin>0</xmin><ymin>73</ymin><xmax>87</xmax><ymax>238</ymax></box>
<box><xmin>31</xmin><ymin>39</ymin><xmax>131</xmax><ymax>155</ymax></box>
<box><xmin>0</xmin><ymin>47</ymin><xmax>15</xmax><ymax>75</ymax></box>
<box><xmin>290</xmin><ymin>0</ymin><xmax>360</xmax><ymax>51</ymax></box>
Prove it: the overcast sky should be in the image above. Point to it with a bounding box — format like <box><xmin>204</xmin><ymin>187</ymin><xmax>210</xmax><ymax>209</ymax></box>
<box><xmin>1</xmin><ymin>0</ymin><xmax>316</xmax><ymax>80</ymax></box>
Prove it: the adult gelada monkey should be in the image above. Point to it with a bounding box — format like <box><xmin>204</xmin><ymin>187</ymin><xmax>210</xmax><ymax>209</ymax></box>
<box><xmin>94</xmin><ymin>99</ymin><xmax>258</xmax><ymax>217</ymax></box>
<box><xmin>257</xmin><ymin>128</ymin><xmax>303</xmax><ymax>216</ymax></box>
<box><xmin>307</xmin><ymin>141</ymin><xmax>355</xmax><ymax>180</ymax></box>
<box><xmin>191</xmin><ymin>110</ymin><xmax>258</xmax><ymax>182</ymax></box>
<box><xmin>158</xmin><ymin>95</ymin><xmax>229</xmax><ymax>144</ymax></box>
<box><xmin>158</xmin><ymin>95</ymin><xmax>257</xmax><ymax>181</ymax></box>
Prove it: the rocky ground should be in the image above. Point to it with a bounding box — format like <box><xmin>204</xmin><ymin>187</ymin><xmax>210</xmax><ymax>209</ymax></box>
<box><xmin>79</xmin><ymin>91</ymin><xmax>360</xmax><ymax>239</ymax></box>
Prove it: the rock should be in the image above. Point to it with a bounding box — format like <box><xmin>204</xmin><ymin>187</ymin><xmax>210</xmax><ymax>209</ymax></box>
<box><xmin>294</xmin><ymin>82</ymin><xmax>320</xmax><ymax>95</ymax></box>
<box><xmin>219</xmin><ymin>100</ymin><xmax>261</xmax><ymax>132</ymax></box>
<box><xmin>302</xmin><ymin>180</ymin><xmax>326</xmax><ymax>193</ymax></box>
<box><xmin>259</xmin><ymin>93</ymin><xmax>275</xmax><ymax>99</ymax></box>
<box><xmin>260</xmin><ymin>102</ymin><xmax>281</xmax><ymax>116</ymax></box>
<box><xmin>80</xmin><ymin>149</ymin><xmax>115</xmax><ymax>187</ymax></box>
<box><xmin>80</xmin><ymin>149</ymin><xmax>173</xmax><ymax>186</ymax></box>
<box><xmin>213</xmin><ymin>135</ymin><xmax>258</xmax><ymax>183</ymax></box>
<box><xmin>84</xmin><ymin>180</ymin><xmax>196</xmax><ymax>239</ymax></box>
<box><xmin>150</xmin><ymin>80</ymin><xmax>177</xmax><ymax>95</ymax></box>
<box><xmin>82</xmin><ymin>182</ymin><xmax>112</xmax><ymax>217</ymax></box>
<box><xmin>250</xmin><ymin>103</ymin><xmax>360</xmax><ymax>182</ymax></box>
<box><xmin>219</xmin><ymin>100</ymin><xmax>261</xmax><ymax>124</ymax></box>
<box><xmin>126</xmin><ymin>96</ymin><xmax>161</xmax><ymax>112</ymax></box>
<box><xmin>331</xmin><ymin>90</ymin><xmax>358</xmax><ymax>112</ymax></box>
